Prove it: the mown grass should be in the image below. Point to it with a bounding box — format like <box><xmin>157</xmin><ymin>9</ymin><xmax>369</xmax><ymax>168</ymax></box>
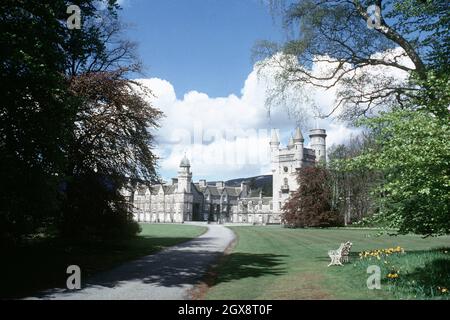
<box><xmin>1</xmin><ymin>224</ymin><xmax>206</xmax><ymax>299</ymax></box>
<box><xmin>205</xmin><ymin>226</ymin><xmax>450</xmax><ymax>300</ymax></box>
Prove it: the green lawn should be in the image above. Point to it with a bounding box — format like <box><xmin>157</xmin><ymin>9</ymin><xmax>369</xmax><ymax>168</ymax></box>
<box><xmin>205</xmin><ymin>226</ymin><xmax>450</xmax><ymax>300</ymax></box>
<box><xmin>1</xmin><ymin>224</ymin><xmax>206</xmax><ymax>299</ymax></box>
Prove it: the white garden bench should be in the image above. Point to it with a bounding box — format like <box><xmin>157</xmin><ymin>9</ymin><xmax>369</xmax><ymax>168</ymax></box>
<box><xmin>328</xmin><ymin>241</ymin><xmax>352</xmax><ymax>267</ymax></box>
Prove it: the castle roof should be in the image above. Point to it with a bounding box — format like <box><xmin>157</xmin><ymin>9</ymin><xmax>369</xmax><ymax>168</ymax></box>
<box><xmin>224</xmin><ymin>187</ymin><xmax>241</xmax><ymax>197</ymax></box>
<box><xmin>288</xmin><ymin>136</ymin><xmax>294</xmax><ymax>148</ymax></box>
<box><xmin>163</xmin><ymin>184</ymin><xmax>177</xmax><ymax>195</ymax></box>
<box><xmin>202</xmin><ymin>185</ymin><xmax>241</xmax><ymax>198</ymax></box>
<box><xmin>293</xmin><ymin>127</ymin><xmax>304</xmax><ymax>143</ymax></box>
<box><xmin>137</xmin><ymin>186</ymin><xmax>148</xmax><ymax>196</ymax></box>
<box><xmin>205</xmin><ymin>186</ymin><xmax>221</xmax><ymax>197</ymax></box>
<box><xmin>270</xmin><ymin>129</ymin><xmax>280</xmax><ymax>145</ymax></box>
<box><xmin>150</xmin><ymin>186</ymin><xmax>159</xmax><ymax>195</ymax></box>
<box><xmin>193</xmin><ymin>183</ymin><xmax>207</xmax><ymax>192</ymax></box>
<box><xmin>249</xmin><ymin>188</ymin><xmax>263</xmax><ymax>198</ymax></box>
<box><xmin>179</xmin><ymin>154</ymin><xmax>190</xmax><ymax>167</ymax></box>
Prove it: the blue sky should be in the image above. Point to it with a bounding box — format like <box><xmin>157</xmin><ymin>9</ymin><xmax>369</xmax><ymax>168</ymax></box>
<box><xmin>121</xmin><ymin>0</ymin><xmax>285</xmax><ymax>98</ymax></box>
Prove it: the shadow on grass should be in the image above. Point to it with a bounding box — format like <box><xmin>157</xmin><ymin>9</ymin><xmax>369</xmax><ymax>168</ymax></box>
<box><xmin>347</xmin><ymin>247</ymin><xmax>450</xmax><ymax>299</ymax></box>
<box><xmin>0</xmin><ymin>236</ymin><xmax>199</xmax><ymax>299</ymax></box>
<box><xmin>383</xmin><ymin>249</ymin><xmax>450</xmax><ymax>298</ymax></box>
<box><xmin>13</xmin><ymin>237</ymin><xmax>287</xmax><ymax>299</ymax></box>
<box><xmin>402</xmin><ymin>259</ymin><xmax>450</xmax><ymax>290</ymax></box>
<box><xmin>211</xmin><ymin>252</ymin><xmax>287</xmax><ymax>285</ymax></box>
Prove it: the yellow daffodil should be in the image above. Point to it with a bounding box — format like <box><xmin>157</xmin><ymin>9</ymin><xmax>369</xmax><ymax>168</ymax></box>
<box><xmin>440</xmin><ymin>287</ymin><xmax>448</xmax><ymax>293</ymax></box>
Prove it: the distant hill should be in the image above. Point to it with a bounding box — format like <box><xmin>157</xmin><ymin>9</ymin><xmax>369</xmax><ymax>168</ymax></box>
<box><xmin>205</xmin><ymin>175</ymin><xmax>273</xmax><ymax>197</ymax></box>
<box><xmin>226</xmin><ymin>175</ymin><xmax>273</xmax><ymax>197</ymax></box>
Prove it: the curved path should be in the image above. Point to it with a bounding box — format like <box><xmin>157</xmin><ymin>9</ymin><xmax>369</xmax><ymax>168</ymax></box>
<box><xmin>28</xmin><ymin>224</ymin><xmax>235</xmax><ymax>300</ymax></box>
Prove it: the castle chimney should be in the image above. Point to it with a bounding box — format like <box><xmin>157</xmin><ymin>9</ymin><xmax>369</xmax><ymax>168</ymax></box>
<box><xmin>240</xmin><ymin>182</ymin><xmax>249</xmax><ymax>195</ymax></box>
<box><xmin>216</xmin><ymin>181</ymin><xmax>225</xmax><ymax>189</ymax></box>
<box><xmin>199</xmin><ymin>179</ymin><xmax>207</xmax><ymax>188</ymax></box>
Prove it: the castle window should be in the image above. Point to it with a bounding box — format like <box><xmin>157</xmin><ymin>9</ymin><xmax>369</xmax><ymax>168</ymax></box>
<box><xmin>283</xmin><ymin>166</ymin><xmax>288</xmax><ymax>173</ymax></box>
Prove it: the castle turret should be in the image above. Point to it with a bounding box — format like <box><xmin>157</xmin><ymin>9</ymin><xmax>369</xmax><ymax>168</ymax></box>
<box><xmin>176</xmin><ymin>155</ymin><xmax>193</xmax><ymax>223</ymax></box>
<box><xmin>293</xmin><ymin>127</ymin><xmax>304</xmax><ymax>167</ymax></box>
<box><xmin>287</xmin><ymin>136</ymin><xmax>294</xmax><ymax>150</ymax></box>
<box><xmin>270</xmin><ymin>129</ymin><xmax>280</xmax><ymax>148</ymax></box>
<box><xmin>178</xmin><ymin>154</ymin><xmax>192</xmax><ymax>193</ymax></box>
<box><xmin>309</xmin><ymin>129</ymin><xmax>327</xmax><ymax>163</ymax></box>
<box><xmin>270</xmin><ymin>129</ymin><xmax>280</xmax><ymax>172</ymax></box>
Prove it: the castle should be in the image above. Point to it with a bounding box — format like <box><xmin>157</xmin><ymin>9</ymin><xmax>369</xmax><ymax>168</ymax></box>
<box><xmin>124</xmin><ymin>127</ymin><xmax>326</xmax><ymax>224</ymax></box>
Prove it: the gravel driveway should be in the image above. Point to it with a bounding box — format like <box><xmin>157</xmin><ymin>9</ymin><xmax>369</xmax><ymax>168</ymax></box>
<box><xmin>27</xmin><ymin>224</ymin><xmax>235</xmax><ymax>300</ymax></box>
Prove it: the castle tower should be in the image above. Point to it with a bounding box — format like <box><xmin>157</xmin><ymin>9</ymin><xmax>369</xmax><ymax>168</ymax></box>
<box><xmin>293</xmin><ymin>127</ymin><xmax>304</xmax><ymax>168</ymax></box>
<box><xmin>309</xmin><ymin>129</ymin><xmax>327</xmax><ymax>163</ymax></box>
<box><xmin>176</xmin><ymin>154</ymin><xmax>193</xmax><ymax>222</ymax></box>
<box><xmin>270</xmin><ymin>127</ymin><xmax>309</xmax><ymax>217</ymax></box>
<box><xmin>269</xmin><ymin>129</ymin><xmax>280</xmax><ymax>172</ymax></box>
<box><xmin>270</xmin><ymin>128</ymin><xmax>302</xmax><ymax>215</ymax></box>
<box><xmin>287</xmin><ymin>136</ymin><xmax>294</xmax><ymax>150</ymax></box>
<box><xmin>178</xmin><ymin>154</ymin><xmax>192</xmax><ymax>193</ymax></box>
<box><xmin>270</xmin><ymin>129</ymin><xmax>281</xmax><ymax>213</ymax></box>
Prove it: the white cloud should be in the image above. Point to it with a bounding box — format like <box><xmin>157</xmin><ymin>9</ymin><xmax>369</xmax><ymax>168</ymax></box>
<box><xmin>260</xmin><ymin>47</ymin><xmax>412</xmax><ymax>120</ymax></box>
<box><xmin>136</xmin><ymin>64</ymin><xmax>301</xmax><ymax>181</ymax></box>
<box><xmin>136</xmin><ymin>48</ymin><xmax>410</xmax><ymax>181</ymax></box>
<box><xmin>325</xmin><ymin>123</ymin><xmax>362</xmax><ymax>148</ymax></box>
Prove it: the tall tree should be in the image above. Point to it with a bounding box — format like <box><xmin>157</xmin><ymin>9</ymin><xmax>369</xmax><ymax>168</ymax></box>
<box><xmin>58</xmin><ymin>2</ymin><xmax>162</xmax><ymax>239</ymax></box>
<box><xmin>349</xmin><ymin>108</ymin><xmax>450</xmax><ymax>236</ymax></box>
<box><xmin>256</xmin><ymin>0</ymin><xmax>449</xmax><ymax>120</ymax></box>
<box><xmin>282</xmin><ymin>167</ymin><xmax>341</xmax><ymax>228</ymax></box>
<box><xmin>328</xmin><ymin>134</ymin><xmax>381</xmax><ymax>225</ymax></box>
<box><xmin>0</xmin><ymin>0</ymin><xmax>162</xmax><ymax>242</ymax></box>
<box><xmin>259</xmin><ymin>0</ymin><xmax>449</xmax><ymax>236</ymax></box>
<box><xmin>0</xmin><ymin>0</ymin><xmax>75</xmax><ymax>242</ymax></box>
<box><xmin>62</xmin><ymin>69</ymin><xmax>162</xmax><ymax>239</ymax></box>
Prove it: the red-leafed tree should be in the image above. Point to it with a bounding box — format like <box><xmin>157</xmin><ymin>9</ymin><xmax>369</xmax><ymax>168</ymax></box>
<box><xmin>282</xmin><ymin>166</ymin><xmax>341</xmax><ymax>228</ymax></box>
